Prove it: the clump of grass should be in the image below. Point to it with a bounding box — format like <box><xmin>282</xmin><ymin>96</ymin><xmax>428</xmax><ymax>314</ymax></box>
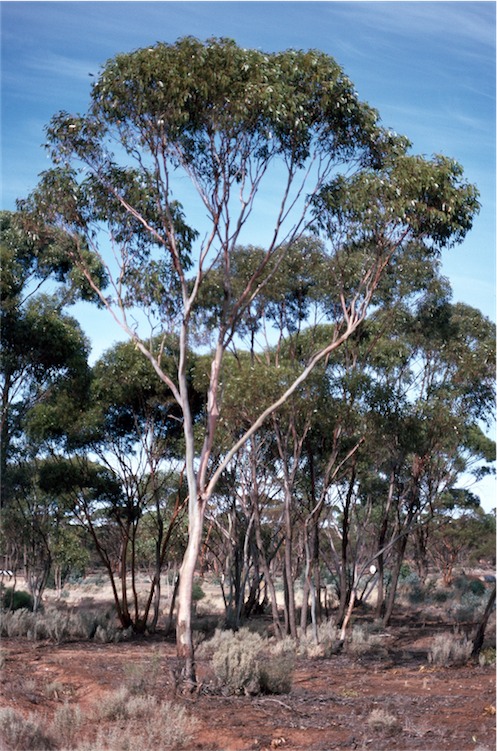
<box><xmin>367</xmin><ymin>707</ymin><xmax>401</xmax><ymax>734</ymax></box>
<box><xmin>0</xmin><ymin>707</ymin><xmax>54</xmax><ymax>750</ymax></box>
<box><xmin>44</xmin><ymin>680</ymin><xmax>65</xmax><ymax>700</ymax></box>
<box><xmin>428</xmin><ymin>630</ymin><xmax>472</xmax><ymax>666</ymax></box>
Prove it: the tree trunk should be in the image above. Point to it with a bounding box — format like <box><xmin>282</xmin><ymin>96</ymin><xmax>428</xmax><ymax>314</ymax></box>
<box><xmin>374</xmin><ymin>470</ymin><xmax>395</xmax><ymax>618</ymax></box>
<box><xmin>283</xmin><ymin>497</ymin><xmax>297</xmax><ymax>639</ymax></box>
<box><xmin>337</xmin><ymin>468</ymin><xmax>355</xmax><ymax>627</ymax></box>
<box><xmin>471</xmin><ymin>585</ymin><xmax>496</xmax><ymax>658</ymax></box>
<box><xmin>382</xmin><ymin>532</ymin><xmax>409</xmax><ymax>627</ymax></box>
<box><xmin>176</xmin><ymin>496</ymin><xmax>204</xmax><ymax>689</ymax></box>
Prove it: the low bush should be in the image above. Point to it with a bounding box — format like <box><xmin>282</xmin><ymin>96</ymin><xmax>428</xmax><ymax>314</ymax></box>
<box><xmin>478</xmin><ymin>646</ymin><xmax>496</xmax><ymax>667</ymax></box>
<box><xmin>297</xmin><ymin>619</ymin><xmax>342</xmax><ymax>658</ymax></box>
<box><xmin>428</xmin><ymin>630</ymin><xmax>472</xmax><ymax>666</ymax></box>
<box><xmin>208</xmin><ymin>627</ymin><xmax>295</xmax><ymax>695</ymax></box>
<box><xmin>0</xmin><ymin>604</ymin><xmax>126</xmax><ymax>645</ymax></box>
<box><xmin>0</xmin><ymin>707</ymin><xmax>53</xmax><ymax>750</ymax></box>
<box><xmin>366</xmin><ymin>707</ymin><xmax>401</xmax><ymax>734</ymax></box>
<box><xmin>211</xmin><ymin>628</ymin><xmax>263</xmax><ymax>695</ymax></box>
<box><xmin>347</xmin><ymin>624</ymin><xmax>387</xmax><ymax>657</ymax></box>
<box><xmin>1</xmin><ymin>608</ymin><xmax>36</xmax><ymax>638</ymax></box>
<box><xmin>124</xmin><ymin>652</ymin><xmax>162</xmax><ymax>694</ymax></box>
<box><xmin>50</xmin><ymin>703</ymin><xmax>83</xmax><ymax>749</ymax></box>
<box><xmin>86</xmin><ymin>697</ymin><xmax>197</xmax><ymax>750</ymax></box>
<box><xmin>97</xmin><ymin>687</ymin><xmax>131</xmax><ymax>720</ymax></box>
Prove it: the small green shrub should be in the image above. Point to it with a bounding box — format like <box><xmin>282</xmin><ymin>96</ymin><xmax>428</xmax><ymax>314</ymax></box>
<box><xmin>0</xmin><ymin>707</ymin><xmax>53</xmax><ymax>750</ymax></box>
<box><xmin>407</xmin><ymin>585</ymin><xmax>426</xmax><ymax>604</ymax></box>
<box><xmin>428</xmin><ymin>631</ymin><xmax>472</xmax><ymax>666</ymax></box>
<box><xmin>192</xmin><ymin>579</ymin><xmax>205</xmax><ymax>602</ymax></box>
<box><xmin>433</xmin><ymin>588</ymin><xmax>451</xmax><ymax>603</ymax></box>
<box><xmin>2</xmin><ymin>588</ymin><xmax>34</xmax><ymax>612</ymax></box>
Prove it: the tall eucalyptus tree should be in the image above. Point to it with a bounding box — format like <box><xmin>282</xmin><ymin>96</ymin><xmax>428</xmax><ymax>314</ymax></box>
<box><xmin>21</xmin><ymin>38</ymin><xmax>478</xmax><ymax>685</ymax></box>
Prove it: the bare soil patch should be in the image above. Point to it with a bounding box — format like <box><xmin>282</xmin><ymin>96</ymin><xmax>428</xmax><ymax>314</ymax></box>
<box><xmin>1</xmin><ymin>612</ymin><xmax>495</xmax><ymax>751</ymax></box>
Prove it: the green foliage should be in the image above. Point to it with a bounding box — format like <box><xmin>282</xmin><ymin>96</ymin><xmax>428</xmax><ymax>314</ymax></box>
<box><xmin>192</xmin><ymin>579</ymin><xmax>205</xmax><ymax>603</ymax></box>
<box><xmin>2</xmin><ymin>588</ymin><xmax>34</xmax><ymax>612</ymax></box>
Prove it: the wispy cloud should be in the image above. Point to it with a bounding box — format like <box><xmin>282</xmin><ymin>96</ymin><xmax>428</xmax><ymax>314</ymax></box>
<box><xmin>331</xmin><ymin>1</ymin><xmax>495</xmax><ymax>50</ymax></box>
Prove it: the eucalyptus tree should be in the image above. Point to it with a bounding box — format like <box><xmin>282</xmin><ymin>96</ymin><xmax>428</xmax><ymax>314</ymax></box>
<box><xmin>355</xmin><ymin>298</ymin><xmax>496</xmax><ymax>623</ymax></box>
<box><xmin>82</xmin><ymin>339</ymin><xmax>196</xmax><ymax>632</ymax></box>
<box><xmin>30</xmin><ymin>338</ymin><xmax>196</xmax><ymax>632</ymax></box>
<box><xmin>21</xmin><ymin>37</ymin><xmax>479</xmax><ymax>685</ymax></box>
<box><xmin>0</xmin><ymin>211</ymin><xmax>97</xmax><ymax>494</ymax></box>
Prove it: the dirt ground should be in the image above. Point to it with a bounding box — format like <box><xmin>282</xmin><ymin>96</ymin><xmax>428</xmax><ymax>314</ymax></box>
<box><xmin>1</xmin><ymin>610</ymin><xmax>495</xmax><ymax>751</ymax></box>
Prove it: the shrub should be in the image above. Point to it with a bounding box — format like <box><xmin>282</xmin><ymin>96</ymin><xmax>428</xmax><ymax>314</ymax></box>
<box><xmin>347</xmin><ymin>624</ymin><xmax>387</xmax><ymax>657</ymax></box>
<box><xmin>2</xmin><ymin>588</ymin><xmax>34</xmax><ymax>612</ymax></box>
<box><xmin>260</xmin><ymin>651</ymin><xmax>294</xmax><ymax>694</ymax></box>
<box><xmin>50</xmin><ymin>703</ymin><xmax>83</xmax><ymax>749</ymax></box>
<box><xmin>428</xmin><ymin>631</ymin><xmax>472</xmax><ymax>666</ymax></box>
<box><xmin>1</xmin><ymin>608</ymin><xmax>36</xmax><ymax>638</ymax></box>
<box><xmin>44</xmin><ymin>681</ymin><xmax>65</xmax><ymax>700</ymax></box>
<box><xmin>407</xmin><ymin>585</ymin><xmax>426</xmax><ymax>604</ymax></box>
<box><xmin>209</xmin><ymin>627</ymin><xmax>294</xmax><ymax>695</ymax></box>
<box><xmin>211</xmin><ymin>628</ymin><xmax>263</xmax><ymax>695</ymax></box>
<box><xmin>86</xmin><ymin>699</ymin><xmax>198</xmax><ymax>750</ymax></box>
<box><xmin>192</xmin><ymin>579</ymin><xmax>205</xmax><ymax>603</ymax></box>
<box><xmin>97</xmin><ymin>687</ymin><xmax>131</xmax><ymax>720</ymax></box>
<box><xmin>367</xmin><ymin>708</ymin><xmax>401</xmax><ymax>734</ymax></box>
<box><xmin>478</xmin><ymin>647</ymin><xmax>496</xmax><ymax>667</ymax></box>
<box><xmin>124</xmin><ymin>652</ymin><xmax>162</xmax><ymax>694</ymax></box>
<box><xmin>297</xmin><ymin>619</ymin><xmax>342</xmax><ymax>658</ymax></box>
<box><xmin>0</xmin><ymin>707</ymin><xmax>53</xmax><ymax>750</ymax></box>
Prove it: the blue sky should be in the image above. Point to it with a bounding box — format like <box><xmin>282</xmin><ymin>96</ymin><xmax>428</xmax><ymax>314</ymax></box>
<box><xmin>1</xmin><ymin>1</ymin><xmax>496</xmax><ymax>504</ymax></box>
